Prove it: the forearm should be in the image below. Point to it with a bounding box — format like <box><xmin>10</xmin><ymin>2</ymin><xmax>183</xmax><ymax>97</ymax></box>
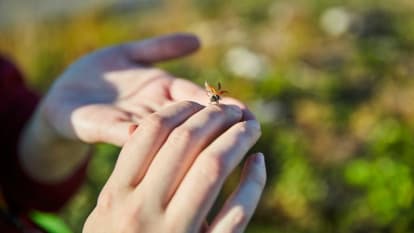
<box><xmin>18</xmin><ymin>106</ymin><xmax>90</xmax><ymax>184</ymax></box>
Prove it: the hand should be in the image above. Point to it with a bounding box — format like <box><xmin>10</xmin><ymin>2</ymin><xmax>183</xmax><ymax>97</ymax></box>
<box><xmin>39</xmin><ymin>33</ymin><xmax>250</xmax><ymax>146</ymax></box>
<box><xmin>19</xmin><ymin>33</ymin><xmax>252</xmax><ymax>182</ymax></box>
<box><xmin>83</xmin><ymin>101</ymin><xmax>266</xmax><ymax>233</ymax></box>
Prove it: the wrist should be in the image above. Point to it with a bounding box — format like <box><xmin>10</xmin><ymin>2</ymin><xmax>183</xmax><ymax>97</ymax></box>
<box><xmin>18</xmin><ymin>105</ymin><xmax>90</xmax><ymax>183</ymax></box>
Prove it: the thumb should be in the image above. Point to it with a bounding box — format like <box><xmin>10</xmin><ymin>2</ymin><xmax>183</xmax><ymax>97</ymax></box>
<box><xmin>123</xmin><ymin>33</ymin><xmax>200</xmax><ymax>64</ymax></box>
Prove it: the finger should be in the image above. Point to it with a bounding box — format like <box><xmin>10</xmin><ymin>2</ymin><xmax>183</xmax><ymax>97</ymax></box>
<box><xmin>123</xmin><ymin>33</ymin><xmax>200</xmax><ymax>64</ymax></box>
<box><xmin>208</xmin><ymin>153</ymin><xmax>266</xmax><ymax>233</ymax></box>
<box><xmin>117</xmin><ymin>98</ymin><xmax>169</xmax><ymax>122</ymax></box>
<box><xmin>165</xmin><ymin>120</ymin><xmax>261</xmax><ymax>232</ymax></box>
<box><xmin>169</xmin><ymin>78</ymin><xmax>256</xmax><ymax>120</ymax></box>
<box><xmin>109</xmin><ymin>101</ymin><xmax>203</xmax><ymax>188</ymax></box>
<box><xmin>71</xmin><ymin>104</ymin><xmax>135</xmax><ymax>146</ymax></box>
<box><xmin>169</xmin><ymin>78</ymin><xmax>206</xmax><ymax>102</ymax></box>
<box><xmin>117</xmin><ymin>101</ymin><xmax>154</xmax><ymax>122</ymax></box>
<box><xmin>140</xmin><ymin>104</ymin><xmax>242</xmax><ymax>206</ymax></box>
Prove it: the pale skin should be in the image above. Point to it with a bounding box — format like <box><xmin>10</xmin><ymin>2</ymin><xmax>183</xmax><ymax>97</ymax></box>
<box><xmin>83</xmin><ymin>101</ymin><xmax>266</xmax><ymax>233</ymax></box>
<box><xmin>19</xmin><ymin>33</ymin><xmax>251</xmax><ymax>182</ymax></box>
<box><xmin>17</xmin><ymin>33</ymin><xmax>266</xmax><ymax>232</ymax></box>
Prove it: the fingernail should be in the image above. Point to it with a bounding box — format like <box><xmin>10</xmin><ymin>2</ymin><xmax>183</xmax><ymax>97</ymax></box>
<box><xmin>254</xmin><ymin>152</ymin><xmax>265</xmax><ymax>165</ymax></box>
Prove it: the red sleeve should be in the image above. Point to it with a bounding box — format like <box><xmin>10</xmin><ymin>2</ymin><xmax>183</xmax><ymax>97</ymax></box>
<box><xmin>0</xmin><ymin>55</ymin><xmax>90</xmax><ymax>213</ymax></box>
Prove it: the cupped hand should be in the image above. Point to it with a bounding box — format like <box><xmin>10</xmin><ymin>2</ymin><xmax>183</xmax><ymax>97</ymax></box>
<box><xmin>39</xmin><ymin>33</ymin><xmax>251</xmax><ymax>146</ymax></box>
<box><xmin>83</xmin><ymin>101</ymin><xmax>266</xmax><ymax>233</ymax></box>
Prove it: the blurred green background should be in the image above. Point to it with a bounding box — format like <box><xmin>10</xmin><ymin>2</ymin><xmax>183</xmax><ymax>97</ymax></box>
<box><xmin>1</xmin><ymin>0</ymin><xmax>414</xmax><ymax>232</ymax></box>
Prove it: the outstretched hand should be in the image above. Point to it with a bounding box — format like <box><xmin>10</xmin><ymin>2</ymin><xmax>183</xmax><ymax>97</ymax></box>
<box><xmin>39</xmin><ymin>33</ymin><xmax>251</xmax><ymax>146</ymax></box>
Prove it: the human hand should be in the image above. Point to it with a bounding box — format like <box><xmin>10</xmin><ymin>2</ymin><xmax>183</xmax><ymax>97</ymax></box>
<box><xmin>83</xmin><ymin>101</ymin><xmax>265</xmax><ymax>233</ymax></box>
<box><xmin>19</xmin><ymin>33</ymin><xmax>253</xmax><ymax>182</ymax></box>
<box><xmin>38</xmin><ymin>33</ymin><xmax>251</xmax><ymax>146</ymax></box>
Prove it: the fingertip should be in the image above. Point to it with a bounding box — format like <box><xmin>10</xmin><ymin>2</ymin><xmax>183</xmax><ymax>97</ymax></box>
<box><xmin>244</xmin><ymin>152</ymin><xmax>266</xmax><ymax>186</ymax></box>
<box><xmin>126</xmin><ymin>33</ymin><xmax>201</xmax><ymax>63</ymax></box>
<box><xmin>171</xmin><ymin>32</ymin><xmax>201</xmax><ymax>51</ymax></box>
<box><xmin>242</xmin><ymin>108</ymin><xmax>256</xmax><ymax>121</ymax></box>
<box><xmin>220</xmin><ymin>98</ymin><xmax>256</xmax><ymax>121</ymax></box>
<box><xmin>252</xmin><ymin>152</ymin><xmax>265</xmax><ymax>167</ymax></box>
<box><xmin>208</xmin><ymin>153</ymin><xmax>266</xmax><ymax>233</ymax></box>
<box><xmin>235</xmin><ymin>102</ymin><xmax>256</xmax><ymax>121</ymax></box>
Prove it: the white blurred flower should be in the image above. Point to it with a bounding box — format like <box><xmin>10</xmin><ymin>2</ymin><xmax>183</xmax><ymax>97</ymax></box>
<box><xmin>224</xmin><ymin>47</ymin><xmax>266</xmax><ymax>79</ymax></box>
<box><xmin>320</xmin><ymin>7</ymin><xmax>352</xmax><ymax>37</ymax></box>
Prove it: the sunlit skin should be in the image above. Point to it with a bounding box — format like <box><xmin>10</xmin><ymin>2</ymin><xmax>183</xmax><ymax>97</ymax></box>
<box><xmin>16</xmin><ymin>33</ymin><xmax>266</xmax><ymax>233</ymax></box>
<box><xmin>83</xmin><ymin>101</ymin><xmax>266</xmax><ymax>233</ymax></box>
<box><xmin>19</xmin><ymin>34</ymin><xmax>254</xmax><ymax>183</ymax></box>
<box><xmin>205</xmin><ymin>81</ymin><xmax>228</xmax><ymax>105</ymax></box>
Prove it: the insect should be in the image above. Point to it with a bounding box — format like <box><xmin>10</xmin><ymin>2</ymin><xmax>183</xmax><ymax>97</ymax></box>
<box><xmin>204</xmin><ymin>81</ymin><xmax>228</xmax><ymax>104</ymax></box>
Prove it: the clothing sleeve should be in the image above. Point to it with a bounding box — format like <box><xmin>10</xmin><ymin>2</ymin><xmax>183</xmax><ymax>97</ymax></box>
<box><xmin>0</xmin><ymin>55</ymin><xmax>90</xmax><ymax>213</ymax></box>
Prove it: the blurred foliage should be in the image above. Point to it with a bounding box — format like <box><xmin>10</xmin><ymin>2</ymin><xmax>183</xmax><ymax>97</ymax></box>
<box><xmin>30</xmin><ymin>211</ymin><xmax>72</xmax><ymax>233</ymax></box>
<box><xmin>1</xmin><ymin>0</ymin><xmax>414</xmax><ymax>232</ymax></box>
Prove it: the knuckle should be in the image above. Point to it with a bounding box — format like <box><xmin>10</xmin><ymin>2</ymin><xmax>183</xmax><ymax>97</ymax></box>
<box><xmin>128</xmin><ymin>204</ymin><xmax>143</xmax><ymax>220</ymax></box>
<box><xmin>144</xmin><ymin>113</ymin><xmax>169</xmax><ymax>131</ymax></box>
<box><xmin>231</xmin><ymin>206</ymin><xmax>249</xmax><ymax>229</ymax></box>
<box><xmin>117</xmin><ymin>200</ymin><xmax>145</xmax><ymax>233</ymax></box>
<box><xmin>200</xmin><ymin>155</ymin><xmax>228</xmax><ymax>184</ymax></box>
<box><xmin>169</xmin><ymin>126</ymin><xmax>198</xmax><ymax>145</ymax></box>
<box><xmin>206</xmin><ymin>106</ymin><xmax>227</xmax><ymax>119</ymax></box>
<box><xmin>235</xmin><ymin>123</ymin><xmax>249</xmax><ymax>136</ymax></box>
<box><xmin>238</xmin><ymin>122</ymin><xmax>261</xmax><ymax>140</ymax></box>
<box><xmin>96</xmin><ymin>188</ymin><xmax>114</xmax><ymax>210</ymax></box>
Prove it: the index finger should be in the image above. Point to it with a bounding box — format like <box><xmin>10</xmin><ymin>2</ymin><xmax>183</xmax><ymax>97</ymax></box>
<box><xmin>122</xmin><ymin>33</ymin><xmax>200</xmax><ymax>64</ymax></box>
<box><xmin>108</xmin><ymin>101</ymin><xmax>203</xmax><ymax>188</ymax></box>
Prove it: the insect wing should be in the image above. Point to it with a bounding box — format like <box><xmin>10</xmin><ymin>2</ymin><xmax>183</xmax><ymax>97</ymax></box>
<box><xmin>204</xmin><ymin>81</ymin><xmax>217</xmax><ymax>96</ymax></box>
